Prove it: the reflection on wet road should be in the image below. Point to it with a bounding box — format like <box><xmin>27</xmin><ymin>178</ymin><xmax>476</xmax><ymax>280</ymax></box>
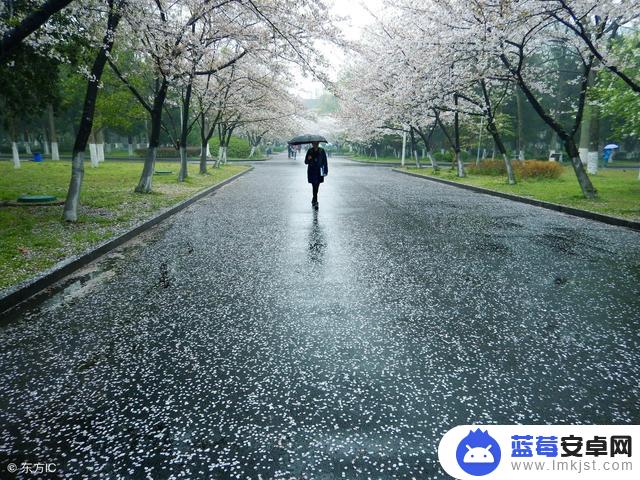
<box><xmin>307</xmin><ymin>212</ymin><xmax>326</xmax><ymax>265</ymax></box>
<box><xmin>0</xmin><ymin>155</ymin><xmax>639</xmax><ymax>479</ymax></box>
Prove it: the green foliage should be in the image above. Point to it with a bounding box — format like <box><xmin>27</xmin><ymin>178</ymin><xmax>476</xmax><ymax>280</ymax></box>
<box><xmin>433</xmin><ymin>151</ymin><xmax>453</xmax><ymax>162</ymax></box>
<box><xmin>433</xmin><ymin>150</ymin><xmax>472</xmax><ymax>162</ymax></box>
<box><xmin>96</xmin><ymin>66</ymin><xmax>148</xmax><ymax>135</ymax></box>
<box><xmin>591</xmin><ymin>33</ymin><xmax>640</xmax><ymax>140</ymax></box>
<box><xmin>209</xmin><ymin>135</ymin><xmax>253</xmax><ymax>157</ymax></box>
<box><xmin>0</xmin><ymin>45</ymin><xmax>59</xmax><ymax>133</ymax></box>
<box><xmin>316</xmin><ymin>92</ymin><xmax>339</xmax><ymax>113</ymax></box>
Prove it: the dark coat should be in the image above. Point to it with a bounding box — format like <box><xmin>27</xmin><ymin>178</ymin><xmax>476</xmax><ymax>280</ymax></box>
<box><xmin>305</xmin><ymin>147</ymin><xmax>328</xmax><ymax>184</ymax></box>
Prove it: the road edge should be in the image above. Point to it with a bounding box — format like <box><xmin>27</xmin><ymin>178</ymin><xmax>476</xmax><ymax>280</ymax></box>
<box><xmin>0</xmin><ymin>167</ymin><xmax>254</xmax><ymax>314</ymax></box>
<box><xmin>392</xmin><ymin>168</ymin><xmax>640</xmax><ymax>232</ymax></box>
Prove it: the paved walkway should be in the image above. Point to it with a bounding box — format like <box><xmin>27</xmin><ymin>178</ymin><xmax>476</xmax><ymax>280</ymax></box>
<box><xmin>1</xmin><ymin>155</ymin><xmax>639</xmax><ymax>479</ymax></box>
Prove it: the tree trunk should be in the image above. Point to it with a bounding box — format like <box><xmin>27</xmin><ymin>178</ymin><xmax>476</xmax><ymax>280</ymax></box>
<box><xmin>89</xmin><ymin>131</ymin><xmax>99</xmax><ymax>167</ymax></box>
<box><xmin>136</xmin><ymin>79</ymin><xmax>167</xmax><ymax>193</ymax></box>
<box><xmin>96</xmin><ymin>128</ymin><xmax>105</xmax><ymax>162</ymax></box>
<box><xmin>47</xmin><ymin>104</ymin><xmax>58</xmax><ymax>158</ymax></box>
<box><xmin>549</xmin><ymin>132</ymin><xmax>559</xmax><ymax>161</ymax></box>
<box><xmin>579</xmin><ymin>70</ymin><xmax>599</xmax><ymax>174</ymax></box>
<box><xmin>516</xmin><ymin>90</ymin><xmax>525</xmax><ymax>160</ymax></box>
<box><xmin>11</xmin><ymin>141</ymin><xmax>21</xmax><ymax>168</ymax></box>
<box><xmin>178</xmin><ymin>146</ymin><xmax>188</xmax><ymax>181</ymax></box>
<box><xmin>200</xmin><ymin>142</ymin><xmax>208</xmax><ymax>174</ymax></box>
<box><xmin>486</xmin><ymin>117</ymin><xmax>516</xmax><ymax>185</ymax></box>
<box><xmin>409</xmin><ymin>128</ymin><xmax>420</xmax><ymax>168</ymax></box>
<box><xmin>564</xmin><ymin>138</ymin><xmax>597</xmax><ymax>198</ymax></box>
<box><xmin>178</xmin><ymin>80</ymin><xmax>193</xmax><ymax>182</ymax></box>
<box><xmin>24</xmin><ymin>133</ymin><xmax>32</xmax><ymax>155</ymax></box>
<box><xmin>64</xmin><ymin>2</ymin><xmax>121</xmax><ymax>222</ymax></box>
<box><xmin>216</xmin><ymin>145</ymin><xmax>223</xmax><ymax>168</ymax></box>
<box><xmin>416</xmin><ymin>126</ymin><xmax>438</xmax><ymax>173</ymax></box>
<box><xmin>127</xmin><ymin>135</ymin><xmax>134</xmax><ymax>157</ymax></box>
<box><xmin>42</xmin><ymin>128</ymin><xmax>50</xmax><ymax>155</ymax></box>
<box><xmin>454</xmin><ymin>96</ymin><xmax>465</xmax><ymax>177</ymax></box>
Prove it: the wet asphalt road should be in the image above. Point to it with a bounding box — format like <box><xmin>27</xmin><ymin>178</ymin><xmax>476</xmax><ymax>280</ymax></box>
<box><xmin>1</xmin><ymin>155</ymin><xmax>639</xmax><ymax>479</ymax></box>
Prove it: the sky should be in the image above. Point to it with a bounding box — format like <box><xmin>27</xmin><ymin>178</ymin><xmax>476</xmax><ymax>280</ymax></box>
<box><xmin>292</xmin><ymin>0</ymin><xmax>384</xmax><ymax>99</ymax></box>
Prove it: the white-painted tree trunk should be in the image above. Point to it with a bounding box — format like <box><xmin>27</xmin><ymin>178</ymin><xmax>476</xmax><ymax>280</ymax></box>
<box><xmin>178</xmin><ymin>146</ymin><xmax>188</xmax><ymax>182</ymax></box>
<box><xmin>587</xmin><ymin>151</ymin><xmax>598</xmax><ymax>174</ymax></box>
<box><xmin>12</xmin><ymin>142</ymin><xmax>21</xmax><ymax>168</ymax></box>
<box><xmin>518</xmin><ymin>150</ymin><xmax>525</xmax><ymax>161</ymax></box>
<box><xmin>89</xmin><ymin>143</ymin><xmax>99</xmax><ymax>167</ymax></box>
<box><xmin>216</xmin><ymin>146</ymin><xmax>223</xmax><ymax>168</ymax></box>
<box><xmin>136</xmin><ymin>147</ymin><xmax>156</xmax><ymax>193</ymax></box>
<box><xmin>222</xmin><ymin>146</ymin><xmax>228</xmax><ymax>165</ymax></box>
<box><xmin>456</xmin><ymin>151</ymin><xmax>466</xmax><ymax>177</ymax></box>
<box><xmin>51</xmin><ymin>142</ymin><xmax>60</xmax><ymax>161</ymax></box>
<box><xmin>43</xmin><ymin>139</ymin><xmax>50</xmax><ymax>156</ymax></box>
<box><xmin>427</xmin><ymin>152</ymin><xmax>438</xmax><ymax>172</ymax></box>
<box><xmin>579</xmin><ymin>147</ymin><xmax>588</xmax><ymax>165</ymax></box>
<box><xmin>97</xmin><ymin>143</ymin><xmax>105</xmax><ymax>162</ymax></box>
<box><xmin>401</xmin><ymin>131</ymin><xmax>407</xmax><ymax>167</ymax></box>
<box><xmin>206</xmin><ymin>143</ymin><xmax>212</xmax><ymax>158</ymax></box>
<box><xmin>47</xmin><ymin>104</ymin><xmax>60</xmax><ymax>160</ymax></box>
<box><xmin>24</xmin><ymin>142</ymin><xmax>32</xmax><ymax>155</ymax></box>
<box><xmin>63</xmin><ymin>152</ymin><xmax>84</xmax><ymax>221</ymax></box>
<box><xmin>502</xmin><ymin>153</ymin><xmax>516</xmax><ymax>185</ymax></box>
<box><xmin>128</xmin><ymin>142</ymin><xmax>134</xmax><ymax>157</ymax></box>
<box><xmin>249</xmin><ymin>146</ymin><xmax>256</xmax><ymax>158</ymax></box>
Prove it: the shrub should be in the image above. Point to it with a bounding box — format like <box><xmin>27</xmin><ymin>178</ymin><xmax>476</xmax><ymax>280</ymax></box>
<box><xmin>433</xmin><ymin>151</ymin><xmax>453</xmax><ymax>162</ymax></box>
<box><xmin>515</xmin><ymin>160</ymin><xmax>563</xmax><ymax>179</ymax></box>
<box><xmin>467</xmin><ymin>160</ymin><xmax>506</xmax><ymax>176</ymax></box>
<box><xmin>209</xmin><ymin>136</ymin><xmax>253</xmax><ymax>158</ymax></box>
<box><xmin>135</xmin><ymin>147</ymin><xmax>200</xmax><ymax>158</ymax></box>
<box><xmin>467</xmin><ymin>159</ymin><xmax>563</xmax><ymax>180</ymax></box>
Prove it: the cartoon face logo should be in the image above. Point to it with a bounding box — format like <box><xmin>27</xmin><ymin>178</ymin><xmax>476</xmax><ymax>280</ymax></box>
<box><xmin>463</xmin><ymin>444</ymin><xmax>495</xmax><ymax>464</ymax></box>
<box><xmin>456</xmin><ymin>429</ymin><xmax>501</xmax><ymax>476</ymax></box>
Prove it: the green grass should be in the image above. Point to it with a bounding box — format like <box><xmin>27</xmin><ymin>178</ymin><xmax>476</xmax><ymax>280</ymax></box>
<box><xmin>0</xmin><ymin>160</ymin><xmax>248</xmax><ymax>291</ymax></box>
<box><xmin>349</xmin><ymin>154</ymin><xmax>403</xmax><ymax>164</ymax></box>
<box><xmin>402</xmin><ymin>165</ymin><xmax>640</xmax><ymax>221</ymax></box>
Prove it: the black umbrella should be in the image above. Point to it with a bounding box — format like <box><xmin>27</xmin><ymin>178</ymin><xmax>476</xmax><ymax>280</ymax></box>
<box><xmin>287</xmin><ymin>134</ymin><xmax>328</xmax><ymax>146</ymax></box>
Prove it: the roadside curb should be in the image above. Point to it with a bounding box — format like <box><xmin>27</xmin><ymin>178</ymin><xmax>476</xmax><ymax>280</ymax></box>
<box><xmin>392</xmin><ymin>168</ymin><xmax>640</xmax><ymax>232</ymax></box>
<box><xmin>0</xmin><ymin>167</ymin><xmax>253</xmax><ymax>314</ymax></box>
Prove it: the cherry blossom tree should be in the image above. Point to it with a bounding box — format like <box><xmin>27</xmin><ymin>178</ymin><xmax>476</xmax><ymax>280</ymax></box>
<box><xmin>63</xmin><ymin>0</ymin><xmax>126</xmax><ymax>222</ymax></box>
<box><xmin>0</xmin><ymin>0</ymin><xmax>75</xmax><ymax>62</ymax></box>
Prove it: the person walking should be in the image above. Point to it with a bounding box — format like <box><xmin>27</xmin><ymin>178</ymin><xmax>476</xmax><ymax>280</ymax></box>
<box><xmin>304</xmin><ymin>141</ymin><xmax>328</xmax><ymax>209</ymax></box>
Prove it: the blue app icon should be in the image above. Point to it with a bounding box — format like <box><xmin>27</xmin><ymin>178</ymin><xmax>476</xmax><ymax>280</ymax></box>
<box><xmin>455</xmin><ymin>429</ymin><xmax>501</xmax><ymax>476</ymax></box>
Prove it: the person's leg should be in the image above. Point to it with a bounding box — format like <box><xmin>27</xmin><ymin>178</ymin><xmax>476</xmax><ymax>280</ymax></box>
<box><xmin>312</xmin><ymin>183</ymin><xmax>319</xmax><ymax>204</ymax></box>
